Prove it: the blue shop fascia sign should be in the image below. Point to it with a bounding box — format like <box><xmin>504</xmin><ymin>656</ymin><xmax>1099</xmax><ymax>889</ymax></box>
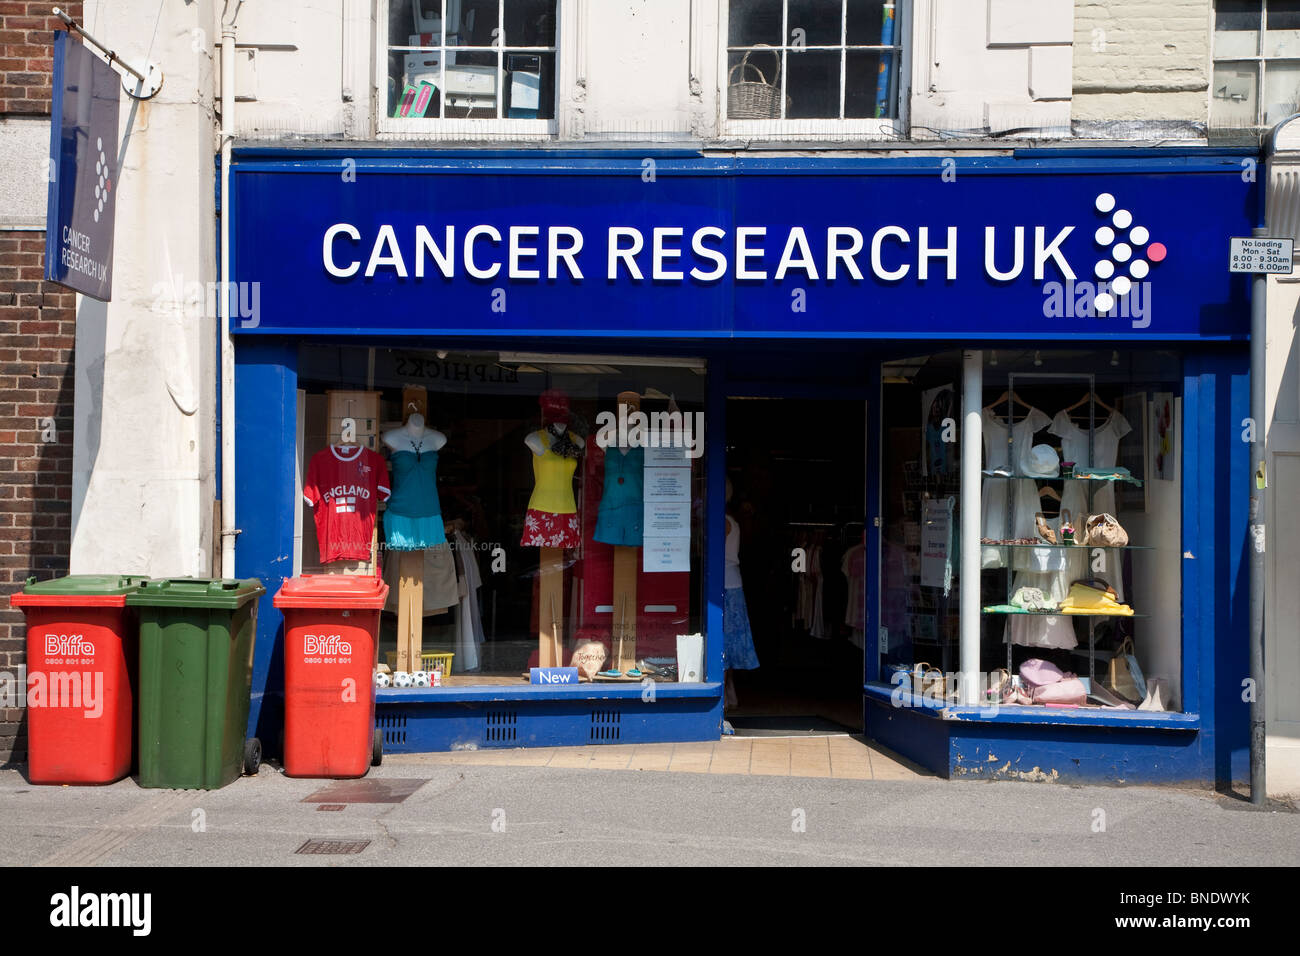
<box><xmin>229</xmin><ymin>152</ymin><xmax>1257</xmax><ymax>341</ymax></box>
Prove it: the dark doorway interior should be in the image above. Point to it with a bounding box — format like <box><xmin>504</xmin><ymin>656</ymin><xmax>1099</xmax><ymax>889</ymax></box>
<box><xmin>725</xmin><ymin>397</ymin><xmax>867</xmax><ymax>733</ymax></box>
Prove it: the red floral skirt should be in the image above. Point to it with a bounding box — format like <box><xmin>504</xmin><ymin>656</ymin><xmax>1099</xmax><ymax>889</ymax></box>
<box><xmin>520</xmin><ymin>509</ymin><xmax>581</xmax><ymax>549</ymax></box>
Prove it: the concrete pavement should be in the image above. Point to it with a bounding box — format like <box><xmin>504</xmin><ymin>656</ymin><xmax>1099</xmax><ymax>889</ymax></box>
<box><xmin>1</xmin><ymin>741</ymin><xmax>1296</xmax><ymax>867</ymax></box>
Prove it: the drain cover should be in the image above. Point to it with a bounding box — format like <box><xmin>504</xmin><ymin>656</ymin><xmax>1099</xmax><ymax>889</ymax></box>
<box><xmin>296</xmin><ymin>839</ymin><xmax>370</xmax><ymax>855</ymax></box>
<box><xmin>316</xmin><ymin>804</ymin><xmax>346</xmax><ymax>812</ymax></box>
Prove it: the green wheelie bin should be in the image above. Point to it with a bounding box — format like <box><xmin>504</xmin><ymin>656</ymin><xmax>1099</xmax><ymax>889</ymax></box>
<box><xmin>126</xmin><ymin>578</ymin><xmax>265</xmax><ymax>790</ymax></box>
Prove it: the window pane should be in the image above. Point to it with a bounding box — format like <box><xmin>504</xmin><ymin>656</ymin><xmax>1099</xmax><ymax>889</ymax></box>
<box><xmin>845</xmin><ymin>48</ymin><xmax>893</xmax><ymax>117</ymax></box>
<box><xmin>1266</xmin><ymin>0</ymin><xmax>1300</xmax><ymax>55</ymax></box>
<box><xmin>1267</xmin><ymin>0</ymin><xmax>1300</xmax><ymax>29</ymax></box>
<box><xmin>506</xmin><ymin>51</ymin><xmax>555</xmax><ymax>119</ymax></box>
<box><xmin>444</xmin><ymin>50</ymin><xmax>499</xmax><ymax>117</ymax></box>
<box><xmin>786</xmin><ymin>49</ymin><xmax>841</xmax><ymax>118</ymax></box>
<box><xmin>394</xmin><ymin>0</ymin><xmax>443</xmax><ymax>45</ymax></box>
<box><xmin>788</xmin><ymin>0</ymin><xmax>843</xmax><ymax>46</ymax></box>
<box><xmin>456</xmin><ymin>0</ymin><xmax>499</xmax><ymax>46</ymax></box>
<box><xmin>503</xmin><ymin>0</ymin><xmax>556</xmax><ymax>47</ymax></box>
<box><xmin>727</xmin><ymin>49</ymin><xmax>784</xmax><ymax>118</ymax></box>
<box><xmin>1264</xmin><ymin>59</ymin><xmax>1300</xmax><ymax>123</ymax></box>
<box><xmin>729</xmin><ymin>0</ymin><xmax>783</xmax><ymax>47</ymax></box>
<box><xmin>1215</xmin><ymin>0</ymin><xmax>1261</xmax><ymax>57</ymax></box>
<box><xmin>1210</xmin><ymin>60</ymin><xmax>1260</xmax><ymax>126</ymax></box>
<box><xmin>389</xmin><ymin>46</ymin><xmax>444</xmax><ymax>117</ymax></box>
<box><xmin>846</xmin><ymin>0</ymin><xmax>895</xmax><ymax>46</ymax></box>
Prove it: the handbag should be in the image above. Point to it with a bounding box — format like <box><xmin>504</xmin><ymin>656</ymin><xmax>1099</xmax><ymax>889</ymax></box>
<box><xmin>912</xmin><ymin>662</ymin><xmax>954</xmax><ymax>701</ymax></box>
<box><xmin>1011</xmin><ymin>586</ymin><xmax>1054</xmax><ymax>611</ymax></box>
<box><xmin>1060</xmin><ymin>508</ymin><xmax>1076</xmax><ymax>545</ymax></box>
<box><xmin>1018</xmin><ymin>658</ymin><xmax>1066</xmax><ymax>690</ymax></box>
<box><xmin>1106</xmin><ymin>636</ymin><xmax>1147</xmax><ymax>701</ymax></box>
<box><xmin>1032</xmin><ymin>677</ymin><xmax>1088</xmax><ymax>705</ymax></box>
<box><xmin>1081</xmin><ymin>513</ymin><xmax>1129</xmax><ymax>547</ymax></box>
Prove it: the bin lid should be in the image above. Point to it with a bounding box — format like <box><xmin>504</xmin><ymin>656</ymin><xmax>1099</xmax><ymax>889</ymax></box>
<box><xmin>8</xmin><ymin>574</ymin><xmax>149</xmax><ymax>608</ymax></box>
<box><xmin>273</xmin><ymin>575</ymin><xmax>389</xmax><ymax>610</ymax></box>
<box><xmin>125</xmin><ymin>577</ymin><xmax>266</xmax><ymax>610</ymax></box>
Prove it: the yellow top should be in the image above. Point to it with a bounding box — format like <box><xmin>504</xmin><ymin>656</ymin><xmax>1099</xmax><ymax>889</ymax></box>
<box><xmin>527</xmin><ymin>430</ymin><xmax>578</xmax><ymax>515</ymax></box>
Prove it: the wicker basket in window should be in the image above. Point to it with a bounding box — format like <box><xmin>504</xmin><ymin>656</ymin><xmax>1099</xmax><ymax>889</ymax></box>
<box><xmin>727</xmin><ymin>46</ymin><xmax>781</xmax><ymax>120</ymax></box>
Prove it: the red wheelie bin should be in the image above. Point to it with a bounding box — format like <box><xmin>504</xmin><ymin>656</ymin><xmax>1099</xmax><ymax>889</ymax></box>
<box><xmin>8</xmin><ymin>575</ymin><xmax>147</xmax><ymax>784</ymax></box>
<box><xmin>274</xmin><ymin>575</ymin><xmax>388</xmax><ymax>777</ymax></box>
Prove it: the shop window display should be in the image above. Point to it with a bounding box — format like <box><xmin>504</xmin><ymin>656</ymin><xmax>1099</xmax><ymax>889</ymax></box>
<box><xmin>296</xmin><ymin>345</ymin><xmax>707</xmax><ymax>690</ymax></box>
<box><xmin>879</xmin><ymin>349</ymin><xmax>1182</xmax><ymax>713</ymax></box>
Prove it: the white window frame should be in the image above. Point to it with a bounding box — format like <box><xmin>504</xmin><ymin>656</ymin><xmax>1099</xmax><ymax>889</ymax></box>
<box><xmin>1211</xmin><ymin>0</ymin><xmax>1300</xmax><ymax>129</ymax></box>
<box><xmin>376</xmin><ymin>0</ymin><xmax>560</xmax><ymax>139</ymax></box>
<box><xmin>719</xmin><ymin>0</ymin><xmax>911</xmax><ymax>139</ymax></box>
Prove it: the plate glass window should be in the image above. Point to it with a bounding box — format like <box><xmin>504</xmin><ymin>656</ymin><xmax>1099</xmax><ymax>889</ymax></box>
<box><xmin>1213</xmin><ymin>0</ymin><xmax>1300</xmax><ymax>127</ymax></box>
<box><xmin>386</xmin><ymin>0</ymin><xmax>556</xmax><ymax>120</ymax></box>
<box><xmin>726</xmin><ymin>0</ymin><xmax>903</xmax><ymax>120</ymax></box>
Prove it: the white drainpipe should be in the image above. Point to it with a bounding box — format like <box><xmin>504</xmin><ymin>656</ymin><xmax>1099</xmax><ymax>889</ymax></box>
<box><xmin>219</xmin><ymin>9</ymin><xmax>239</xmax><ymax>579</ymax></box>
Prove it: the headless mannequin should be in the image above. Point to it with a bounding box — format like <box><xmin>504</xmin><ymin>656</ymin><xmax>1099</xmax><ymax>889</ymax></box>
<box><xmin>383</xmin><ymin>412</ymin><xmax>447</xmax><ymax>456</ymax></box>
<box><xmin>597</xmin><ymin>392</ymin><xmax>642</xmax><ymax>677</ymax></box>
<box><xmin>526</xmin><ymin>410</ymin><xmax>583</xmax><ymax>668</ymax></box>
<box><xmin>525</xmin><ymin>422</ymin><xmax>584</xmax><ymax>458</ymax></box>
<box><xmin>382</xmin><ymin>411</ymin><xmax>447</xmax><ymax>673</ymax></box>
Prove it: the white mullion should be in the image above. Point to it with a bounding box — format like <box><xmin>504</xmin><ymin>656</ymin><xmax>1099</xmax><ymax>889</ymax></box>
<box><xmin>1262</xmin><ymin>0</ymin><xmax>1269</xmax><ymax>125</ymax></box>
<box><xmin>439</xmin><ymin>0</ymin><xmax>447</xmax><ymax>119</ymax></box>
<box><xmin>497</xmin><ymin>0</ymin><xmax>505</xmax><ymax>119</ymax></box>
<box><xmin>839</xmin><ymin>0</ymin><xmax>847</xmax><ymax>119</ymax></box>
<box><xmin>781</xmin><ymin>0</ymin><xmax>789</xmax><ymax>119</ymax></box>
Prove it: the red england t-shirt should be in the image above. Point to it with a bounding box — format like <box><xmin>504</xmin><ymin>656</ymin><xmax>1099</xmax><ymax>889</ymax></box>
<box><xmin>303</xmin><ymin>445</ymin><xmax>391</xmax><ymax>563</ymax></box>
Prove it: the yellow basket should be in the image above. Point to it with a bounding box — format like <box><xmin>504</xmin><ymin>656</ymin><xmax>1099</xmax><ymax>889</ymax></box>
<box><xmin>384</xmin><ymin>652</ymin><xmax>454</xmax><ymax>675</ymax></box>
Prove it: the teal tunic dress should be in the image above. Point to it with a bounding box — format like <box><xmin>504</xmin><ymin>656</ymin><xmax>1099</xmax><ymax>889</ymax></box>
<box><xmin>385</xmin><ymin>447</ymin><xmax>445</xmax><ymax>550</ymax></box>
<box><xmin>593</xmin><ymin>446</ymin><xmax>644</xmax><ymax>547</ymax></box>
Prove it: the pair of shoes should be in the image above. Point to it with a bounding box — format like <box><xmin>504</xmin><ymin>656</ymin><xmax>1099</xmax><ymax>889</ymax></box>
<box><xmin>1137</xmin><ymin>678</ymin><xmax>1167</xmax><ymax>712</ymax></box>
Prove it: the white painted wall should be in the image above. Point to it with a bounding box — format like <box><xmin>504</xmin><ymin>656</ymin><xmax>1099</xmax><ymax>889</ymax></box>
<box><xmin>0</xmin><ymin>117</ymin><xmax>49</xmax><ymax>229</ymax></box>
<box><xmin>912</xmin><ymin>0</ymin><xmax>1073</xmax><ymax>138</ymax></box>
<box><xmin>1124</xmin><ymin>400</ymin><xmax>1183</xmax><ymax>713</ymax></box>
<box><xmin>69</xmin><ymin>0</ymin><xmax>218</xmax><ymax>578</ymax></box>
<box><xmin>1265</xmin><ymin>149</ymin><xmax>1300</xmax><ymax>798</ymax></box>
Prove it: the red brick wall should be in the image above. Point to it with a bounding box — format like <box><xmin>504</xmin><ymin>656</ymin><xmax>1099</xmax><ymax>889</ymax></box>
<box><xmin>0</xmin><ymin>2</ymin><xmax>80</xmax><ymax>114</ymax></box>
<box><xmin>0</xmin><ymin>1</ymin><xmax>81</xmax><ymax>764</ymax></box>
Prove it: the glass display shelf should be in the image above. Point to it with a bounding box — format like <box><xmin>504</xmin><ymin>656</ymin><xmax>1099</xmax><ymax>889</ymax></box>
<box><xmin>979</xmin><ymin>543</ymin><xmax>1151</xmax><ymax>550</ymax></box>
<box><xmin>981</xmin><ymin>471</ymin><xmax>1143</xmax><ymax>485</ymax></box>
<box><xmin>982</xmin><ymin>608</ymin><xmax>1146</xmax><ymax>618</ymax></box>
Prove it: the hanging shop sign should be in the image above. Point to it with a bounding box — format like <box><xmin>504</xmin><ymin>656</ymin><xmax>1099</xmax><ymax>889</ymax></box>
<box><xmin>230</xmin><ymin>155</ymin><xmax>1256</xmax><ymax>340</ymax></box>
<box><xmin>44</xmin><ymin>31</ymin><xmax>120</xmax><ymax>301</ymax></box>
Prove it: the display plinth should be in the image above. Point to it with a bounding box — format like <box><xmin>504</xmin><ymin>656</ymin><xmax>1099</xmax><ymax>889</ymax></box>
<box><xmin>396</xmin><ymin>549</ymin><xmax>424</xmax><ymax>672</ymax></box>
<box><xmin>538</xmin><ymin>545</ymin><xmax>564</xmax><ymax>667</ymax></box>
<box><xmin>612</xmin><ymin>545</ymin><xmax>638</xmax><ymax>672</ymax></box>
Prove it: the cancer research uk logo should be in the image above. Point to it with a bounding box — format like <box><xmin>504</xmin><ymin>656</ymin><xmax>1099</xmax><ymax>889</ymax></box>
<box><xmin>1041</xmin><ymin>192</ymin><xmax>1168</xmax><ymax>328</ymax></box>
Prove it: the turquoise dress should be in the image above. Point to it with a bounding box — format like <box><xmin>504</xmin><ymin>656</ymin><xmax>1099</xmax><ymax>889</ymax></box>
<box><xmin>385</xmin><ymin>446</ymin><xmax>445</xmax><ymax>550</ymax></box>
<box><xmin>593</xmin><ymin>446</ymin><xmax>644</xmax><ymax>546</ymax></box>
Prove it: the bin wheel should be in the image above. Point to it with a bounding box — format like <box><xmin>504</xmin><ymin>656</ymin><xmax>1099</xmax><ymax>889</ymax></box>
<box><xmin>372</xmin><ymin>729</ymin><xmax>383</xmax><ymax>767</ymax></box>
<box><xmin>243</xmin><ymin>737</ymin><xmax>262</xmax><ymax>775</ymax></box>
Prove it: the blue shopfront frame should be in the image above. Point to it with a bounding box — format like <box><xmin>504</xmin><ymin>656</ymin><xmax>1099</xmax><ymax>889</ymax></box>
<box><xmin>230</xmin><ymin>150</ymin><xmax>1254</xmax><ymax>786</ymax></box>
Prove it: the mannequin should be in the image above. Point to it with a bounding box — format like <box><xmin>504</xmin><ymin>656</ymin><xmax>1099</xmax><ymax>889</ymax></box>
<box><xmin>521</xmin><ymin>389</ymin><xmax>584</xmax><ymax>667</ymax></box>
<box><xmin>594</xmin><ymin>391</ymin><xmax>644</xmax><ymax>677</ymax></box>
<box><xmin>382</xmin><ymin>404</ymin><xmax>449</xmax><ymax>671</ymax></box>
<box><xmin>723</xmin><ymin>477</ymin><xmax>759</xmax><ymax>709</ymax></box>
<box><xmin>382</xmin><ymin>411</ymin><xmax>449</xmax><ymax>548</ymax></box>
